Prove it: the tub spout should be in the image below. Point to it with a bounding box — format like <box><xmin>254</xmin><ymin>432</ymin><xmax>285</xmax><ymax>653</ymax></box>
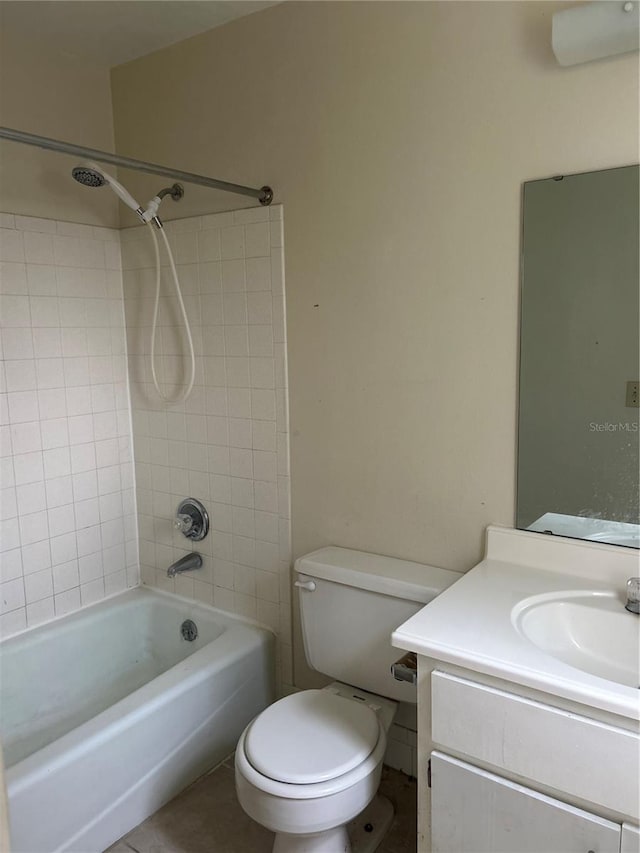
<box><xmin>167</xmin><ymin>552</ymin><xmax>202</xmax><ymax>577</ymax></box>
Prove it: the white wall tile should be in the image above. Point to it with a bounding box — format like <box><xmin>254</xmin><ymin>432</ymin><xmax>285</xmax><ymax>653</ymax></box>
<box><xmin>249</xmin><ymin>325</ymin><xmax>274</xmax><ymax>357</ymax></box>
<box><xmin>45</xmin><ymin>475</ymin><xmax>74</xmax><ymax>509</ymax></box>
<box><xmin>24</xmin><ymin>568</ymin><xmax>54</xmax><ymax>603</ymax></box>
<box><xmin>1</xmin><ymin>294</ymin><xmax>30</xmax><ymax>326</ymax></box>
<box><xmin>0</xmin><ymin>229</ymin><xmax>25</xmax><ymax>263</ymax></box>
<box><xmin>245</xmin><ymin>257</ymin><xmax>271</xmax><ymax>292</ymax></box>
<box><xmin>233</xmin><ymin>208</ymin><xmax>269</xmax><ymax>226</ymax></box>
<box><xmin>125</xmin><ymin>208</ymin><xmax>289</xmax><ymax>690</ymax></box>
<box><xmin>0</xmin><ymin>488</ymin><xmax>17</xmax><ymax>521</ymax></box>
<box><xmin>0</xmin><ymin>548</ymin><xmax>22</xmax><ymax>582</ymax></box>
<box><xmin>50</xmin><ymin>532</ymin><xmax>78</xmax><ymax>566</ymax></box>
<box><xmin>11</xmin><ymin>421</ymin><xmax>42</xmax><ymax>455</ymax></box>
<box><xmin>200</xmin><ymin>212</ymin><xmax>233</xmax><ymax>229</ymax></box>
<box><xmin>30</xmin><ymin>296</ymin><xmax>59</xmax><ymax>327</ymax></box>
<box><xmin>252</xmin><ymin>420</ymin><xmax>276</xmax><ymax>452</ymax></box>
<box><xmin>75</xmin><ymin>498</ymin><xmax>100</xmax><ymax>529</ymax></box>
<box><xmin>41</xmin><ymin>418</ymin><xmax>70</xmax><ymax>450</ymax></box>
<box><xmin>0</xmin><ymin>262</ymin><xmax>27</xmax><ymax>295</ymax></box>
<box><xmin>26</xmin><ymin>596</ymin><xmax>55</xmax><ymax>627</ymax></box>
<box><xmin>21</xmin><ymin>540</ymin><xmax>51</xmax><ymax>574</ymax></box>
<box><xmin>249</xmin><ymin>357</ymin><xmax>275</xmax><ymax>390</ymax></box>
<box><xmin>70</xmin><ymin>442</ymin><xmax>96</xmax><ymax>474</ymax></box>
<box><xmin>222</xmin><ymin>259</ymin><xmax>245</xmax><ymax>292</ymax></box>
<box><xmin>2</xmin><ymin>328</ymin><xmax>34</xmax><ymax>360</ymax></box>
<box><xmin>253</xmin><ymin>450</ymin><xmax>277</xmax><ymax>482</ymax></box>
<box><xmin>244</xmin><ymin>223</ymin><xmax>270</xmax><ymax>258</ymax></box>
<box><xmin>229</xmin><ymin>419</ymin><xmax>252</xmax><ymax>449</ymax></box>
<box><xmin>251</xmin><ymin>389</ymin><xmax>276</xmax><ymax>421</ymax></box>
<box><xmin>79</xmin><ymin>550</ymin><xmax>103</xmax><ymax>583</ymax></box>
<box><xmin>24</xmin><ymin>231</ymin><xmax>54</xmax><ymax>265</ymax></box>
<box><xmin>48</xmin><ymin>503</ymin><xmax>76</xmax><ymax>537</ymax></box>
<box><xmin>1</xmin><ymin>577</ymin><xmax>26</xmax><ymax>613</ymax></box>
<box><xmin>16</xmin><ymin>482</ymin><xmax>46</xmax><ymax>515</ymax></box>
<box><xmin>19</xmin><ymin>510</ymin><xmax>49</xmax><ymax>545</ymax></box>
<box><xmin>5</xmin><ymin>360</ymin><xmax>37</xmax><ymax>393</ymax></box>
<box><xmin>3</xmin><ymin>215</ymin><xmax>138</xmax><ymax>634</ymax></box>
<box><xmin>220</xmin><ymin>225</ymin><xmax>245</xmax><ymax>260</ymax></box>
<box><xmin>54</xmin><ymin>586</ymin><xmax>81</xmax><ymax>616</ymax></box>
<box><xmin>0</xmin><ymin>517</ymin><xmax>20</xmax><ymax>553</ymax></box>
<box><xmin>39</xmin><ymin>388</ymin><xmax>67</xmax><ymax>419</ymax></box>
<box><xmin>197</xmin><ymin>229</ymin><xmax>221</xmax><ymax>262</ymax></box>
<box><xmin>43</xmin><ymin>447</ymin><xmax>71</xmax><ymax>480</ymax></box>
<box><xmin>223</xmin><ymin>293</ymin><xmax>247</xmax><ymax>325</ymax></box>
<box><xmin>27</xmin><ymin>265</ymin><xmax>57</xmax><ymax>296</ymax></box>
<box><xmin>36</xmin><ymin>358</ymin><xmax>65</xmax><ymax>390</ymax></box>
<box><xmin>33</xmin><ymin>328</ymin><xmax>62</xmax><ymax>358</ymax></box>
<box><xmin>13</xmin><ymin>451</ymin><xmax>44</xmax><ymax>485</ymax></box>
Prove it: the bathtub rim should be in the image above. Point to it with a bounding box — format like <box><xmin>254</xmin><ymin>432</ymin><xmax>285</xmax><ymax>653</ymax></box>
<box><xmin>1</xmin><ymin>584</ymin><xmax>278</xmax><ymax>646</ymax></box>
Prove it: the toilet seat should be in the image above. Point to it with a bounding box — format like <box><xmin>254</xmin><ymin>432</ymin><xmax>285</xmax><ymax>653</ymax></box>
<box><xmin>244</xmin><ymin>690</ymin><xmax>380</xmax><ymax>784</ymax></box>
<box><xmin>236</xmin><ymin>693</ymin><xmax>388</xmax><ymax>801</ymax></box>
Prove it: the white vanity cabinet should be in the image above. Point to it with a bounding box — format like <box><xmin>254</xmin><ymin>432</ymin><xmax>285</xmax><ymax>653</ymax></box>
<box><xmin>431</xmin><ymin>752</ymin><xmax>622</xmax><ymax>853</ymax></box>
<box><xmin>623</xmin><ymin>826</ymin><xmax>640</xmax><ymax>853</ymax></box>
<box><xmin>422</xmin><ymin>668</ymin><xmax>640</xmax><ymax>853</ymax></box>
<box><xmin>392</xmin><ymin>527</ymin><xmax>640</xmax><ymax>853</ymax></box>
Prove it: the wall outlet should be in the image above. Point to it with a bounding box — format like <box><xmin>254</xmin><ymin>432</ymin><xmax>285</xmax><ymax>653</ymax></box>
<box><xmin>626</xmin><ymin>380</ymin><xmax>639</xmax><ymax>408</ymax></box>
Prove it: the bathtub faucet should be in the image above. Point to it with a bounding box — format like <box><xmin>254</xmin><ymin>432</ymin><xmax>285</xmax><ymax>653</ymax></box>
<box><xmin>167</xmin><ymin>552</ymin><xmax>203</xmax><ymax>577</ymax></box>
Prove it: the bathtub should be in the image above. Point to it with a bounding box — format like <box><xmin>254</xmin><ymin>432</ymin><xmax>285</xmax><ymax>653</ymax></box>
<box><xmin>0</xmin><ymin>587</ymin><xmax>275</xmax><ymax>853</ymax></box>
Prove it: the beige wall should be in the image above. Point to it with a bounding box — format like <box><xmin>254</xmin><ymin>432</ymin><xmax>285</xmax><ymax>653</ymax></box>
<box><xmin>112</xmin><ymin>1</ymin><xmax>638</xmax><ymax>573</ymax></box>
<box><xmin>0</xmin><ymin>28</ymin><xmax>118</xmax><ymax>227</ymax></box>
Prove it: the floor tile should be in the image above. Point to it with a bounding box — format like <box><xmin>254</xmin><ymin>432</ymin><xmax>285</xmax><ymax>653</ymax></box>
<box><xmin>107</xmin><ymin>762</ymin><xmax>416</xmax><ymax>853</ymax></box>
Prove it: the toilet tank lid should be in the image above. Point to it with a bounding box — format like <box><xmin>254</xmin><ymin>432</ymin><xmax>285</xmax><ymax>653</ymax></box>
<box><xmin>294</xmin><ymin>546</ymin><xmax>461</xmax><ymax>604</ymax></box>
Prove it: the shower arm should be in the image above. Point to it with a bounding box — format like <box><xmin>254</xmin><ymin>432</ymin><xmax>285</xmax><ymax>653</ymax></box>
<box><xmin>0</xmin><ymin>125</ymin><xmax>273</xmax><ymax>206</ymax></box>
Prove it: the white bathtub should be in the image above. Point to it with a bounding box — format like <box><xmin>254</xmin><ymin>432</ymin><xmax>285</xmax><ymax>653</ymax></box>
<box><xmin>0</xmin><ymin>587</ymin><xmax>275</xmax><ymax>853</ymax></box>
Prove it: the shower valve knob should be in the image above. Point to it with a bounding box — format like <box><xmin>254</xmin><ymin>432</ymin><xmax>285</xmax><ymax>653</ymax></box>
<box><xmin>174</xmin><ymin>514</ymin><xmax>194</xmax><ymax>534</ymax></box>
<box><xmin>174</xmin><ymin>498</ymin><xmax>209</xmax><ymax>542</ymax></box>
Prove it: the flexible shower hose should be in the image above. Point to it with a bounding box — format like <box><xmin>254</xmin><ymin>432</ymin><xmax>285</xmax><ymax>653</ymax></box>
<box><xmin>146</xmin><ymin>221</ymin><xmax>196</xmax><ymax>404</ymax></box>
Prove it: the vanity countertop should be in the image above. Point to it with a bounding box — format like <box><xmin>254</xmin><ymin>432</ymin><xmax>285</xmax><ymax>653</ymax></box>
<box><xmin>392</xmin><ymin>525</ymin><xmax>640</xmax><ymax>722</ymax></box>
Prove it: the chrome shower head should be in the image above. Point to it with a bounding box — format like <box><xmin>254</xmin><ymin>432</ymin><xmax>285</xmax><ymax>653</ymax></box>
<box><xmin>71</xmin><ymin>166</ymin><xmax>107</xmax><ymax>188</ymax></box>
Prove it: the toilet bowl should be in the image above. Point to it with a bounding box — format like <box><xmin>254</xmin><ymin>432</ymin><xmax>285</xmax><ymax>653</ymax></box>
<box><xmin>234</xmin><ymin>546</ymin><xmax>462</xmax><ymax>852</ymax></box>
<box><xmin>235</xmin><ymin>684</ymin><xmax>397</xmax><ymax>853</ymax></box>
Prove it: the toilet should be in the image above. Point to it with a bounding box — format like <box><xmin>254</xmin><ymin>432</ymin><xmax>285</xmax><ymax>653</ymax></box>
<box><xmin>235</xmin><ymin>546</ymin><xmax>460</xmax><ymax>853</ymax></box>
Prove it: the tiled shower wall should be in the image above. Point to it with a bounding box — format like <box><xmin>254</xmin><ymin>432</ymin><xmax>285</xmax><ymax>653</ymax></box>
<box><xmin>0</xmin><ymin>214</ymin><xmax>137</xmax><ymax>636</ymax></box>
<box><xmin>122</xmin><ymin>205</ymin><xmax>292</xmax><ymax>692</ymax></box>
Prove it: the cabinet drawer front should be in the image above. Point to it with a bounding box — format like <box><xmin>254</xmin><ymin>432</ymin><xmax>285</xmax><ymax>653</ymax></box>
<box><xmin>431</xmin><ymin>751</ymin><xmax>621</xmax><ymax>853</ymax></box>
<box><xmin>621</xmin><ymin>823</ymin><xmax>640</xmax><ymax>853</ymax></box>
<box><xmin>431</xmin><ymin>671</ymin><xmax>639</xmax><ymax>819</ymax></box>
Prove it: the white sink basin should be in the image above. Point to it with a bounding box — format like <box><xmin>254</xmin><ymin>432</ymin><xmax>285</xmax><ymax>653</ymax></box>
<box><xmin>513</xmin><ymin>591</ymin><xmax>640</xmax><ymax>689</ymax></box>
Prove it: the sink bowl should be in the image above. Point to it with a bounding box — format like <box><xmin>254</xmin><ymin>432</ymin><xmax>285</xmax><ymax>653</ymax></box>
<box><xmin>513</xmin><ymin>591</ymin><xmax>640</xmax><ymax>688</ymax></box>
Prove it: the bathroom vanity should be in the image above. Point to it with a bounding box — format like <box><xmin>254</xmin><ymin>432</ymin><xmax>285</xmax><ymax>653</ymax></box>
<box><xmin>393</xmin><ymin>526</ymin><xmax>640</xmax><ymax>853</ymax></box>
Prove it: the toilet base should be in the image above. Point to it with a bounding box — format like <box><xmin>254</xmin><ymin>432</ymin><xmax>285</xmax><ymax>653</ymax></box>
<box><xmin>271</xmin><ymin>795</ymin><xmax>394</xmax><ymax>853</ymax></box>
<box><xmin>273</xmin><ymin>824</ymin><xmax>349</xmax><ymax>853</ymax></box>
<box><xmin>347</xmin><ymin>795</ymin><xmax>394</xmax><ymax>853</ymax></box>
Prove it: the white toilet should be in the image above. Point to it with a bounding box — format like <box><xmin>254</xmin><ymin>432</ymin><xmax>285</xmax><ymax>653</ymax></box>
<box><xmin>235</xmin><ymin>546</ymin><xmax>460</xmax><ymax>853</ymax></box>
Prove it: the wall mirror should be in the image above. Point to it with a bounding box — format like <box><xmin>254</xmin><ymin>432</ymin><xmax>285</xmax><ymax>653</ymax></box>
<box><xmin>517</xmin><ymin>164</ymin><xmax>639</xmax><ymax>548</ymax></box>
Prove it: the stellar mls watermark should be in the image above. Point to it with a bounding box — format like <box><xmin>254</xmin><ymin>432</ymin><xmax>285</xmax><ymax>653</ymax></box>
<box><xmin>589</xmin><ymin>421</ymin><xmax>639</xmax><ymax>432</ymax></box>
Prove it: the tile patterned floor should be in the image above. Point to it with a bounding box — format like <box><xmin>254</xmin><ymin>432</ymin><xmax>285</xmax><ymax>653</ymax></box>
<box><xmin>107</xmin><ymin>761</ymin><xmax>417</xmax><ymax>853</ymax></box>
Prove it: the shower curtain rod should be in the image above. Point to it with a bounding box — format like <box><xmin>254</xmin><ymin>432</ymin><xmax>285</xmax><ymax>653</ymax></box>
<box><xmin>0</xmin><ymin>126</ymin><xmax>273</xmax><ymax>206</ymax></box>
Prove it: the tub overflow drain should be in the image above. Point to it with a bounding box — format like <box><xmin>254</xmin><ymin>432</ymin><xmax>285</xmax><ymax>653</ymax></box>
<box><xmin>181</xmin><ymin>619</ymin><xmax>198</xmax><ymax>642</ymax></box>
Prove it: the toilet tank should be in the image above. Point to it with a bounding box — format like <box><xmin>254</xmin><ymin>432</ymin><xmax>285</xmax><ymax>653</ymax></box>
<box><xmin>295</xmin><ymin>547</ymin><xmax>461</xmax><ymax>704</ymax></box>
